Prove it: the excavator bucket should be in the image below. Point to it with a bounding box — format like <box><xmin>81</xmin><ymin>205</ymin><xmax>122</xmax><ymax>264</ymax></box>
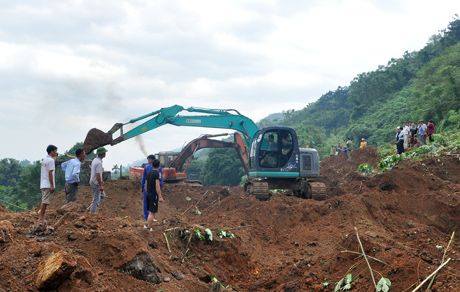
<box><xmin>82</xmin><ymin>128</ymin><xmax>113</xmax><ymax>154</ymax></box>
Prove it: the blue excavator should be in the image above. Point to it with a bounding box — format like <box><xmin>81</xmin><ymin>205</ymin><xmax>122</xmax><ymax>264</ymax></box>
<box><xmin>82</xmin><ymin>105</ymin><xmax>326</xmax><ymax>200</ymax></box>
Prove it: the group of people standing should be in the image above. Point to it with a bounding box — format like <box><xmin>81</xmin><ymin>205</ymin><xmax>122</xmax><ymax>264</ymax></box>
<box><xmin>395</xmin><ymin>120</ymin><xmax>435</xmax><ymax>154</ymax></box>
<box><xmin>39</xmin><ymin>145</ymin><xmax>109</xmax><ymax>223</ymax></box>
<box><xmin>38</xmin><ymin>145</ymin><xmax>164</xmax><ymax>232</ymax></box>
<box><xmin>330</xmin><ymin>137</ymin><xmax>367</xmax><ymax>160</ymax></box>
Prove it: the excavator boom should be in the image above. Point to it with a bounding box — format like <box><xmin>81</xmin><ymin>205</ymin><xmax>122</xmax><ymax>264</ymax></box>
<box><xmin>82</xmin><ymin>105</ymin><xmax>258</xmax><ymax>154</ymax></box>
<box><xmin>170</xmin><ymin>132</ymin><xmax>249</xmax><ymax>175</ymax></box>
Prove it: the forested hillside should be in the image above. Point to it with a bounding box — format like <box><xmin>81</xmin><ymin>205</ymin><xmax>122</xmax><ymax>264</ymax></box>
<box><xmin>259</xmin><ymin>15</ymin><xmax>460</xmax><ymax>158</ymax></box>
<box><xmin>183</xmin><ymin>15</ymin><xmax>460</xmax><ymax>185</ymax></box>
<box><xmin>2</xmin><ymin>16</ymin><xmax>460</xmax><ymax>211</ymax></box>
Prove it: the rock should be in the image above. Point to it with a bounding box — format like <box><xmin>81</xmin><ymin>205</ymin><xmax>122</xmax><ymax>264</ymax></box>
<box><xmin>120</xmin><ymin>253</ymin><xmax>161</xmax><ymax>284</ymax></box>
<box><xmin>60</xmin><ymin>201</ymin><xmax>87</xmax><ymax>213</ymax></box>
<box><xmin>163</xmin><ymin>277</ymin><xmax>170</xmax><ymax>282</ymax></box>
<box><xmin>35</xmin><ymin>251</ymin><xmax>77</xmax><ymax>290</ymax></box>
<box><xmin>28</xmin><ymin>223</ymin><xmax>49</xmax><ymax>236</ymax></box>
<box><xmin>172</xmin><ymin>271</ymin><xmax>185</xmax><ymax>280</ymax></box>
<box><xmin>68</xmin><ymin>232</ymin><xmax>78</xmax><ymax>241</ymax></box>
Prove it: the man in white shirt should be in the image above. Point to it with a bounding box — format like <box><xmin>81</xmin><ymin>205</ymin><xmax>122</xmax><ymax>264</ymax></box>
<box><xmin>39</xmin><ymin>145</ymin><xmax>58</xmax><ymax>223</ymax></box>
<box><xmin>89</xmin><ymin>147</ymin><xmax>108</xmax><ymax>213</ymax></box>
<box><xmin>402</xmin><ymin>122</ymin><xmax>410</xmax><ymax>150</ymax></box>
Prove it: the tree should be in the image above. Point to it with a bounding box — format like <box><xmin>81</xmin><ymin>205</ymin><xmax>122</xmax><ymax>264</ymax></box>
<box><xmin>185</xmin><ymin>159</ymin><xmax>205</xmax><ymax>181</ymax></box>
<box><xmin>200</xmin><ymin>149</ymin><xmax>245</xmax><ymax>187</ymax></box>
<box><xmin>0</xmin><ymin>158</ymin><xmax>23</xmax><ymax>187</ymax></box>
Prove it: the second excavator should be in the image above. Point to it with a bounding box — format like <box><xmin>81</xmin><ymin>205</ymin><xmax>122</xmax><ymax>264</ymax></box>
<box><xmin>82</xmin><ymin>105</ymin><xmax>326</xmax><ymax>200</ymax></box>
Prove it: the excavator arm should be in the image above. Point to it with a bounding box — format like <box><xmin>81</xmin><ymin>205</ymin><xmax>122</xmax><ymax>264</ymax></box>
<box><xmin>170</xmin><ymin>132</ymin><xmax>250</xmax><ymax>175</ymax></box>
<box><xmin>82</xmin><ymin>104</ymin><xmax>259</xmax><ymax>154</ymax></box>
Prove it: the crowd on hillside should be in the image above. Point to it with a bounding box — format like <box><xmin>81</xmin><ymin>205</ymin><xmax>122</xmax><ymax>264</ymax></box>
<box><xmin>330</xmin><ymin>119</ymin><xmax>435</xmax><ymax>158</ymax></box>
<box><xmin>330</xmin><ymin>137</ymin><xmax>367</xmax><ymax>159</ymax></box>
<box><xmin>395</xmin><ymin>120</ymin><xmax>435</xmax><ymax>154</ymax></box>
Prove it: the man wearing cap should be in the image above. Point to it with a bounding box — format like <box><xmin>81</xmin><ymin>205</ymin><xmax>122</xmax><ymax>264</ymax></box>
<box><xmin>360</xmin><ymin>138</ymin><xmax>367</xmax><ymax>148</ymax></box>
<box><xmin>61</xmin><ymin>148</ymin><xmax>86</xmax><ymax>204</ymax></box>
<box><xmin>89</xmin><ymin>147</ymin><xmax>107</xmax><ymax>213</ymax></box>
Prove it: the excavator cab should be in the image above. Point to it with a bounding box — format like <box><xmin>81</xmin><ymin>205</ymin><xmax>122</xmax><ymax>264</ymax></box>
<box><xmin>156</xmin><ymin>151</ymin><xmax>187</xmax><ymax>182</ymax></box>
<box><xmin>246</xmin><ymin>126</ymin><xmax>324</xmax><ymax>200</ymax></box>
<box><xmin>249</xmin><ymin>126</ymin><xmax>320</xmax><ymax>177</ymax></box>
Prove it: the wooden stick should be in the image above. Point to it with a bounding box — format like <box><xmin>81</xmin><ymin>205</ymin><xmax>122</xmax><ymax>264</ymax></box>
<box><xmin>180</xmin><ymin>191</ymin><xmax>208</xmax><ymax>216</ymax></box>
<box><xmin>411</xmin><ymin>258</ymin><xmax>451</xmax><ymax>292</ymax></box>
<box><xmin>340</xmin><ymin>250</ymin><xmax>389</xmax><ymax>266</ymax></box>
<box><xmin>163</xmin><ymin>232</ymin><xmax>172</xmax><ymax>253</ymax></box>
<box><xmin>164</xmin><ymin>227</ymin><xmax>179</xmax><ymax>232</ymax></box>
<box><xmin>427</xmin><ymin>232</ymin><xmax>455</xmax><ymax>290</ymax></box>
<box><xmin>354</xmin><ymin>227</ymin><xmax>377</xmax><ymax>290</ymax></box>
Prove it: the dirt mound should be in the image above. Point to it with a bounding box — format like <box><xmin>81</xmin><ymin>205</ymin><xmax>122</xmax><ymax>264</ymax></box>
<box><xmin>2</xmin><ymin>148</ymin><xmax>460</xmax><ymax>291</ymax></box>
<box><xmin>0</xmin><ymin>203</ymin><xmax>7</xmax><ymax>213</ymax></box>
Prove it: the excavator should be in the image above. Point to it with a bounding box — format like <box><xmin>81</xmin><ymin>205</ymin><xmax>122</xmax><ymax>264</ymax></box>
<box><xmin>129</xmin><ymin>133</ymin><xmax>247</xmax><ymax>183</ymax></box>
<box><xmin>82</xmin><ymin>105</ymin><xmax>326</xmax><ymax>200</ymax></box>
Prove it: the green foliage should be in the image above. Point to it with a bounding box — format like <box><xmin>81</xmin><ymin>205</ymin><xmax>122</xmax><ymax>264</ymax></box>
<box><xmin>0</xmin><ymin>158</ymin><xmax>23</xmax><ymax>187</ymax></box>
<box><xmin>204</xmin><ymin>228</ymin><xmax>213</xmax><ymax>241</ymax></box>
<box><xmin>217</xmin><ymin>228</ymin><xmax>235</xmax><ymax>239</ymax></box>
<box><xmin>268</xmin><ymin>16</ymin><xmax>460</xmax><ymax>159</ymax></box>
<box><xmin>376</xmin><ymin>277</ymin><xmax>391</xmax><ymax>292</ymax></box>
<box><xmin>186</xmin><ymin>158</ymin><xmax>205</xmax><ymax>181</ymax></box>
<box><xmin>239</xmin><ymin>175</ymin><xmax>247</xmax><ymax>186</ymax></box>
<box><xmin>357</xmin><ymin>164</ymin><xmax>374</xmax><ymax>176</ymax></box>
<box><xmin>378</xmin><ymin>154</ymin><xmax>405</xmax><ymax>172</ymax></box>
<box><xmin>376</xmin><ymin>143</ymin><xmax>396</xmax><ymax>156</ymax></box>
<box><xmin>194</xmin><ymin>229</ymin><xmax>205</xmax><ymax>240</ymax></box>
<box><xmin>377</xmin><ymin>131</ymin><xmax>460</xmax><ymax>172</ymax></box>
<box><xmin>0</xmin><ymin>142</ymin><xmax>88</xmax><ymax>212</ymax></box>
<box><xmin>335</xmin><ymin>273</ymin><xmax>353</xmax><ymax>291</ymax></box>
<box><xmin>63</xmin><ymin>142</ymin><xmax>97</xmax><ymax>160</ymax></box>
<box><xmin>200</xmin><ymin>148</ymin><xmax>245</xmax><ymax>187</ymax></box>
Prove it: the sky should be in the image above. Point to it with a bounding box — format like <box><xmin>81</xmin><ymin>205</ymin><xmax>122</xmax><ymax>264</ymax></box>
<box><xmin>1</xmin><ymin>0</ymin><xmax>459</xmax><ymax>169</ymax></box>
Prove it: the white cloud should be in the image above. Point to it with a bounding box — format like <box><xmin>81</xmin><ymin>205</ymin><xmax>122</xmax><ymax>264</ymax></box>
<box><xmin>0</xmin><ymin>0</ymin><xmax>459</xmax><ymax>168</ymax></box>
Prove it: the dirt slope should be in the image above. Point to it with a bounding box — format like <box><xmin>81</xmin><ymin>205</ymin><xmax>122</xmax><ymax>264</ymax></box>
<box><xmin>1</xmin><ymin>147</ymin><xmax>460</xmax><ymax>291</ymax></box>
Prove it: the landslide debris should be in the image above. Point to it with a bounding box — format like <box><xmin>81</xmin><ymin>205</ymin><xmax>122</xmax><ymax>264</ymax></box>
<box><xmin>1</xmin><ymin>147</ymin><xmax>460</xmax><ymax>291</ymax></box>
<box><xmin>82</xmin><ymin>128</ymin><xmax>113</xmax><ymax>153</ymax></box>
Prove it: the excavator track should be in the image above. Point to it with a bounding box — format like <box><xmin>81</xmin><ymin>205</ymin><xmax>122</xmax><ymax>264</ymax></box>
<box><xmin>308</xmin><ymin>181</ymin><xmax>328</xmax><ymax>201</ymax></box>
<box><xmin>244</xmin><ymin>180</ymin><xmax>270</xmax><ymax>201</ymax></box>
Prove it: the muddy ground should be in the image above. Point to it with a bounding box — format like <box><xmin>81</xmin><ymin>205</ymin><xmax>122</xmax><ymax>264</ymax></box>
<box><xmin>1</xmin><ymin>147</ymin><xmax>460</xmax><ymax>291</ymax></box>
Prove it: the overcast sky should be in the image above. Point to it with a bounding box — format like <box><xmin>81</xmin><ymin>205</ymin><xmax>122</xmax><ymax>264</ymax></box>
<box><xmin>1</xmin><ymin>0</ymin><xmax>459</xmax><ymax>168</ymax></box>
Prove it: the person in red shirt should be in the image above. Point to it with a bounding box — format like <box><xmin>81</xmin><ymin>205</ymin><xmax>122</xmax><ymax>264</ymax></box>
<box><xmin>427</xmin><ymin>119</ymin><xmax>435</xmax><ymax>142</ymax></box>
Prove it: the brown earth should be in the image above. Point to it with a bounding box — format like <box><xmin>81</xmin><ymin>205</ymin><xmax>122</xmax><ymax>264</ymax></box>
<box><xmin>1</xmin><ymin>147</ymin><xmax>460</xmax><ymax>291</ymax></box>
<box><xmin>82</xmin><ymin>128</ymin><xmax>113</xmax><ymax>153</ymax></box>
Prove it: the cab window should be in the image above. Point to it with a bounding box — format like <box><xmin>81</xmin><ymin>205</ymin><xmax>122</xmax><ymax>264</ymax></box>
<box><xmin>279</xmin><ymin>130</ymin><xmax>293</xmax><ymax>166</ymax></box>
<box><xmin>259</xmin><ymin>131</ymin><xmax>278</xmax><ymax>168</ymax></box>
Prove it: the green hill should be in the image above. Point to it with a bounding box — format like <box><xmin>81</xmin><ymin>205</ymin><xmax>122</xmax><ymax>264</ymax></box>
<box><xmin>270</xmin><ymin>15</ymin><xmax>460</xmax><ymax>158</ymax></box>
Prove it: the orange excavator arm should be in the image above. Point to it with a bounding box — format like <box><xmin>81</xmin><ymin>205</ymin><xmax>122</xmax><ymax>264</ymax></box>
<box><xmin>170</xmin><ymin>133</ymin><xmax>250</xmax><ymax>175</ymax></box>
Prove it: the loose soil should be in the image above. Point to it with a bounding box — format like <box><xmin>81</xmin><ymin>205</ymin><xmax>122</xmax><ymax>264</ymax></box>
<box><xmin>82</xmin><ymin>128</ymin><xmax>113</xmax><ymax>153</ymax></box>
<box><xmin>1</xmin><ymin>147</ymin><xmax>460</xmax><ymax>291</ymax></box>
